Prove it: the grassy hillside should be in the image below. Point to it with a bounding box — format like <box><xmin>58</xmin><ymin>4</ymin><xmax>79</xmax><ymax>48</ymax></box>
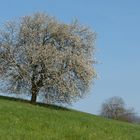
<box><xmin>0</xmin><ymin>96</ymin><xmax>140</xmax><ymax>140</ymax></box>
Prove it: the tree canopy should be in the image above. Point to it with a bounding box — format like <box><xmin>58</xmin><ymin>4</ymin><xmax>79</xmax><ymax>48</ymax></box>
<box><xmin>100</xmin><ymin>97</ymin><xmax>136</xmax><ymax>122</ymax></box>
<box><xmin>0</xmin><ymin>13</ymin><xmax>96</xmax><ymax>104</ymax></box>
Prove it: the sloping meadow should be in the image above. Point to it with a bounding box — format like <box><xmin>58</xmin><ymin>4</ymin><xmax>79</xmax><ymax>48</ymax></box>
<box><xmin>0</xmin><ymin>96</ymin><xmax>140</xmax><ymax>140</ymax></box>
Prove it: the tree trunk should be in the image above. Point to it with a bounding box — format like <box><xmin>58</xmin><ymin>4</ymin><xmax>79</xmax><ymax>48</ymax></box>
<box><xmin>30</xmin><ymin>83</ymin><xmax>38</xmax><ymax>104</ymax></box>
<box><xmin>31</xmin><ymin>91</ymin><xmax>37</xmax><ymax>104</ymax></box>
<box><xmin>30</xmin><ymin>66</ymin><xmax>43</xmax><ymax>104</ymax></box>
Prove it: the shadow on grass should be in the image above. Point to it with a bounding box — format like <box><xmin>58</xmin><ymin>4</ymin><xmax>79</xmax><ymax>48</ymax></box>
<box><xmin>0</xmin><ymin>95</ymin><xmax>70</xmax><ymax>111</ymax></box>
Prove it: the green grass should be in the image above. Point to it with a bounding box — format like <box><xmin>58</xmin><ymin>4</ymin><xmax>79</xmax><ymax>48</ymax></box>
<box><xmin>0</xmin><ymin>96</ymin><xmax>140</xmax><ymax>140</ymax></box>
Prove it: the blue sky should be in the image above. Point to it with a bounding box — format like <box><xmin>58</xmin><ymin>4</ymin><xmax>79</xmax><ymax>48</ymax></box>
<box><xmin>0</xmin><ymin>0</ymin><xmax>140</xmax><ymax>115</ymax></box>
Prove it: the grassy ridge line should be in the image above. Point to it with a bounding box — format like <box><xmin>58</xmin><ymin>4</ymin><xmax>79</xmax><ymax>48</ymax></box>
<box><xmin>0</xmin><ymin>96</ymin><xmax>140</xmax><ymax>140</ymax></box>
<box><xmin>0</xmin><ymin>95</ymin><xmax>69</xmax><ymax>110</ymax></box>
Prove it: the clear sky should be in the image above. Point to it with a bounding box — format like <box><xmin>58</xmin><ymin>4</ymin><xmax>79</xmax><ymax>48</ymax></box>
<box><xmin>0</xmin><ymin>0</ymin><xmax>140</xmax><ymax>115</ymax></box>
